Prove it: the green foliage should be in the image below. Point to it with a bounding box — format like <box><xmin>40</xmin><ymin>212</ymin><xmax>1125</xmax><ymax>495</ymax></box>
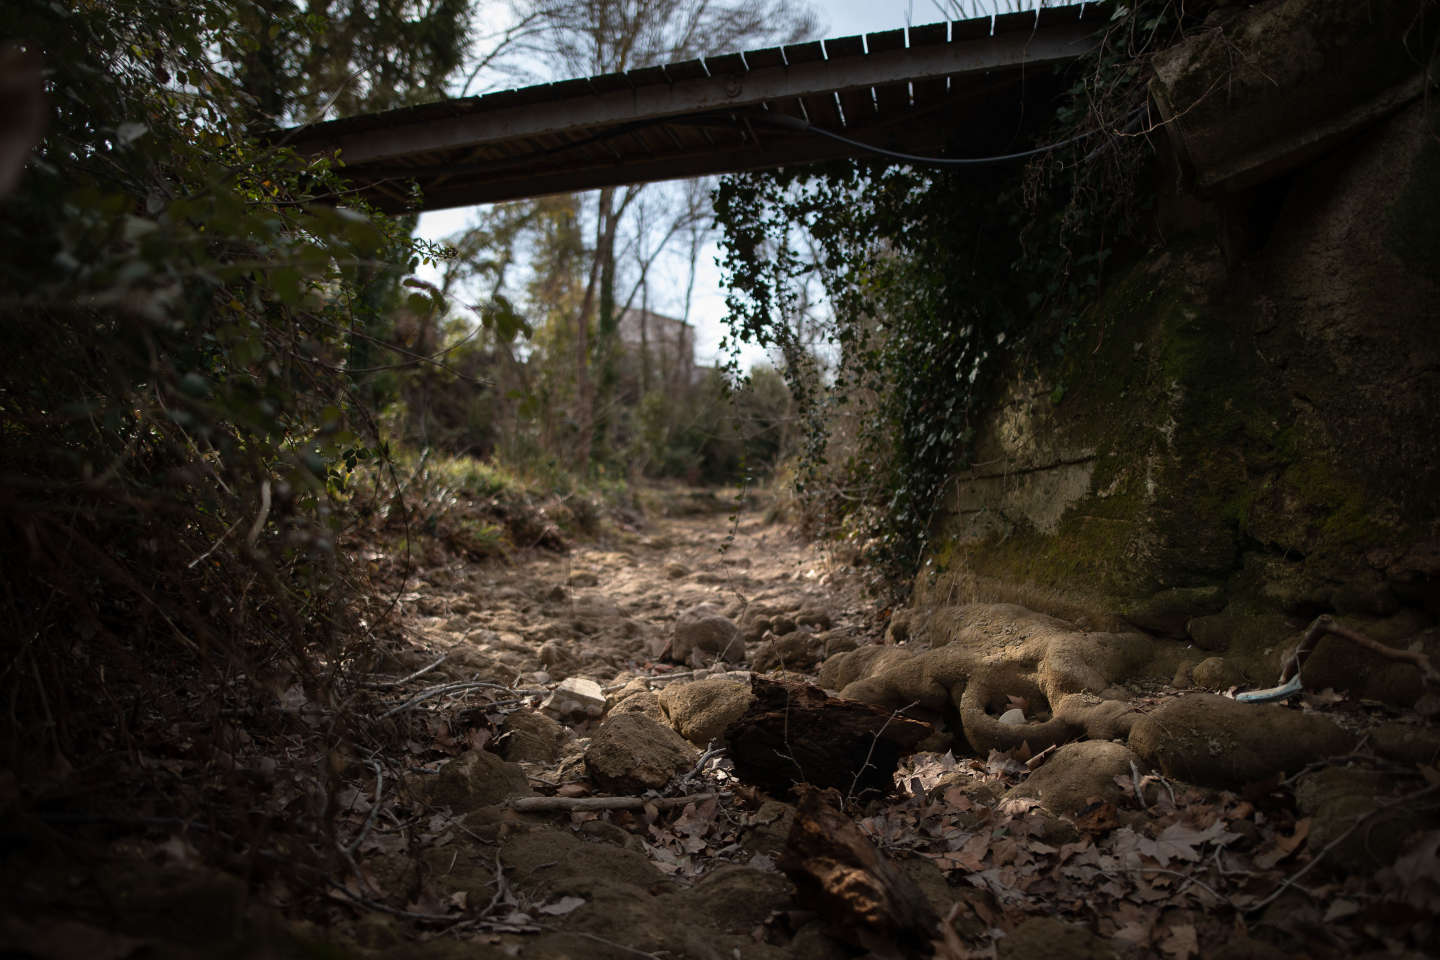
<box><xmin>0</xmin><ymin>0</ymin><xmax>467</xmax><ymax>778</ymax></box>
<box><xmin>713</xmin><ymin>2</ymin><xmax>1185</xmax><ymax>596</ymax></box>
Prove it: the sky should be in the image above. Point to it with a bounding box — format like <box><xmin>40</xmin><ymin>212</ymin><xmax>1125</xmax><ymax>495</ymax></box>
<box><xmin>413</xmin><ymin>1</ymin><xmax>972</xmax><ymax>373</ymax></box>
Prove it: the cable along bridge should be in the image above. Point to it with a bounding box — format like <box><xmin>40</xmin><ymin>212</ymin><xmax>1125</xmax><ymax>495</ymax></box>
<box><xmin>282</xmin><ymin>3</ymin><xmax>1106</xmax><ymax>212</ymax></box>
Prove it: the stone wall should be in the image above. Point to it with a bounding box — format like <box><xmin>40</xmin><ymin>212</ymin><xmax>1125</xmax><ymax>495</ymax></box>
<box><xmin>916</xmin><ymin>74</ymin><xmax>1440</xmax><ymax>691</ymax></box>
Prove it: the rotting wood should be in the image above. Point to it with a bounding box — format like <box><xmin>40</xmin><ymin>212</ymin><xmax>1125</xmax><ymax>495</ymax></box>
<box><xmin>780</xmin><ymin>786</ymin><xmax>941</xmax><ymax>959</ymax></box>
<box><xmin>724</xmin><ymin>676</ymin><xmax>931</xmax><ymax>800</ymax></box>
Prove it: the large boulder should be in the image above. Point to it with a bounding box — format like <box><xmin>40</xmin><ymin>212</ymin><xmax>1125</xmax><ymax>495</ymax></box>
<box><xmin>585</xmin><ymin>712</ymin><xmax>697</xmax><ymax>793</ymax></box>
<box><xmin>1128</xmin><ymin>694</ymin><xmax>1355</xmax><ymax>789</ymax></box>
<box><xmin>672</xmin><ymin>604</ymin><xmax>745</xmax><ymax>666</ymax></box>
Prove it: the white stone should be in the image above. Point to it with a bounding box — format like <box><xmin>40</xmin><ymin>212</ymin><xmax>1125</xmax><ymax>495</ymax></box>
<box><xmin>541</xmin><ymin>677</ymin><xmax>606</xmax><ymax>720</ymax></box>
<box><xmin>998</xmin><ymin>708</ymin><xmax>1027</xmax><ymax>726</ymax></box>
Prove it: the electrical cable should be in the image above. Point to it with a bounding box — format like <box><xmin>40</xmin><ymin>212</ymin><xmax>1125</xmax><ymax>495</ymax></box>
<box><xmin>757</xmin><ymin>104</ymin><xmax>1148</xmax><ymax>167</ymax></box>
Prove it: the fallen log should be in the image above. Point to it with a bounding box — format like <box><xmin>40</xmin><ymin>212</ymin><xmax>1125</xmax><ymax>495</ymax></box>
<box><xmin>724</xmin><ymin>676</ymin><xmax>931</xmax><ymax>801</ymax></box>
<box><xmin>780</xmin><ymin>786</ymin><xmax>940</xmax><ymax>959</ymax></box>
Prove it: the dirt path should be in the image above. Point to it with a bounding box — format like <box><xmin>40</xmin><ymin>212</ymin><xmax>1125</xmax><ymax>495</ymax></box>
<box><xmin>393</xmin><ymin>500</ymin><xmax>877</xmax><ymax>690</ymax></box>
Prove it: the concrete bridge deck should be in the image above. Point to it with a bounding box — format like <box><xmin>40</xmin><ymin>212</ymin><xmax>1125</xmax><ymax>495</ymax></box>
<box><xmin>282</xmin><ymin>3</ymin><xmax>1106</xmax><ymax>212</ymax></box>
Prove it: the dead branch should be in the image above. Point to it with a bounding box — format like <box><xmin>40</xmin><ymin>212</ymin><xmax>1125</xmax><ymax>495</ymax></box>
<box><xmin>1281</xmin><ymin>614</ymin><xmax>1438</xmax><ymax>687</ymax></box>
<box><xmin>506</xmin><ymin>792</ymin><xmax>717</xmax><ymax>813</ymax></box>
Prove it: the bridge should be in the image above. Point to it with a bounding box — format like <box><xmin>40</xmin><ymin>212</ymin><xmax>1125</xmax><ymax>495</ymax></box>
<box><xmin>282</xmin><ymin>3</ymin><xmax>1106</xmax><ymax>212</ymax></box>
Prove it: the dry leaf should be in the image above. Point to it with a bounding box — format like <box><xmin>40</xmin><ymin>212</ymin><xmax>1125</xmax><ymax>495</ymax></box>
<box><xmin>1254</xmin><ymin>818</ymin><xmax>1311</xmax><ymax>870</ymax></box>
<box><xmin>1158</xmin><ymin>922</ymin><xmax>1198</xmax><ymax>959</ymax></box>
<box><xmin>538</xmin><ymin>896</ymin><xmax>586</xmax><ymax>916</ymax></box>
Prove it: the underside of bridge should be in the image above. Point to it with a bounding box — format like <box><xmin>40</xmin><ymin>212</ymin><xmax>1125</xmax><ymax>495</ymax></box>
<box><xmin>280</xmin><ymin>3</ymin><xmax>1106</xmax><ymax>212</ymax></box>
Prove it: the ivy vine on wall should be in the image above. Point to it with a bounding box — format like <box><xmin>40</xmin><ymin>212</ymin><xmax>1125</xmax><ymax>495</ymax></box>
<box><xmin>713</xmin><ymin>2</ymin><xmax>1184</xmax><ymax>598</ymax></box>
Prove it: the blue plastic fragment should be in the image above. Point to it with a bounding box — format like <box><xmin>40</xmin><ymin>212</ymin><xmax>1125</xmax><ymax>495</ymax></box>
<box><xmin>1235</xmin><ymin>673</ymin><xmax>1304</xmax><ymax>703</ymax></box>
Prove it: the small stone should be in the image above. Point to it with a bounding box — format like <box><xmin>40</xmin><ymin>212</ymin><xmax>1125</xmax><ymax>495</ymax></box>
<box><xmin>771</xmin><ymin>615</ymin><xmax>797</xmax><ymax>636</ymax></box>
<box><xmin>1191</xmin><ymin>656</ymin><xmax>1245</xmax><ymax>691</ymax></box>
<box><xmin>568</xmin><ymin>571</ymin><xmax>600</xmax><ymax>588</ymax></box>
<box><xmin>795</xmin><ymin>604</ymin><xmax>833</xmax><ymax>630</ymax></box>
<box><xmin>541</xmin><ymin>677</ymin><xmax>606</xmax><ymax>720</ymax></box>
<box><xmin>665</xmin><ymin>563</ymin><xmax>690</xmax><ymax>579</ymax></box>
<box><xmin>500</xmin><ymin>710</ymin><xmax>565</xmax><ymax>763</ymax></box>
<box><xmin>998</xmin><ymin>708</ymin><xmax>1027</xmax><ymax>725</ymax></box>
<box><xmin>672</xmin><ymin>604</ymin><xmax>744</xmax><ymax>666</ymax></box>
<box><xmin>538</xmin><ymin>640</ymin><xmax>573</xmax><ymax>669</ymax></box>
<box><xmin>584</xmin><ymin>713</ymin><xmax>697</xmax><ymax>793</ymax></box>
<box><xmin>609</xmin><ymin>690</ymin><xmax>669</xmax><ymax>724</ymax></box>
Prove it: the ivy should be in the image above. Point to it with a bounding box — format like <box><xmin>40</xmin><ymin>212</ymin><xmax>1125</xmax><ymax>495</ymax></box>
<box><xmin>713</xmin><ymin>2</ymin><xmax>1185</xmax><ymax>598</ymax></box>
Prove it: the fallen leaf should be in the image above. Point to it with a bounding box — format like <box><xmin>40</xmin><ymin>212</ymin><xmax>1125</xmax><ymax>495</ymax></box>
<box><xmin>538</xmin><ymin>896</ymin><xmax>586</xmax><ymax>916</ymax></box>
<box><xmin>1254</xmin><ymin>818</ymin><xmax>1311</xmax><ymax>870</ymax></box>
<box><xmin>1158</xmin><ymin>922</ymin><xmax>1198</xmax><ymax>960</ymax></box>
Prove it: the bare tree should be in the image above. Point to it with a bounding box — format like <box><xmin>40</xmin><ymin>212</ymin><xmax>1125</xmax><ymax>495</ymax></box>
<box><xmin>511</xmin><ymin>0</ymin><xmax>819</xmax><ymax>468</ymax></box>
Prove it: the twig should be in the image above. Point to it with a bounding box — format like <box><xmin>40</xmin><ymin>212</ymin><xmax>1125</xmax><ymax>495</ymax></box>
<box><xmin>1024</xmin><ymin>742</ymin><xmax>1059</xmax><ymax>770</ymax></box>
<box><xmin>245</xmin><ymin>479</ymin><xmax>271</xmax><ymax>549</ymax></box>
<box><xmin>366</xmin><ymin>653</ymin><xmax>448</xmax><ymax>689</ymax></box>
<box><xmin>507</xmin><ymin>792</ymin><xmax>717</xmax><ymax>813</ymax></box>
<box><xmin>380</xmin><ymin>681</ymin><xmax>545</xmax><ymax>719</ymax></box>
<box><xmin>326</xmin><ymin>880</ymin><xmax>460</xmax><ymax>922</ymax></box>
<box><xmin>602</xmin><ymin>669</ymin><xmax>750</xmax><ymax>693</ymax></box>
<box><xmin>1136</xmin><ymin>866</ymin><xmax>1225</xmax><ymax>904</ymax></box>
<box><xmin>187</xmin><ymin>517</ymin><xmax>242</xmax><ymax>569</ymax></box>
<box><xmin>1281</xmin><ymin>614</ymin><xmax>1438</xmax><ymax>687</ymax></box>
<box><xmin>344</xmin><ymin>760</ymin><xmax>384</xmax><ymax>855</ymax></box>
<box><xmin>847</xmin><ymin>701</ymin><xmax>921</xmax><ymax>802</ymax></box>
<box><xmin>1130</xmin><ymin>759</ymin><xmax>1148</xmax><ymax>810</ymax></box>
<box><xmin>562</xmin><ymin>931</ymin><xmax>667</xmax><ymax>959</ymax></box>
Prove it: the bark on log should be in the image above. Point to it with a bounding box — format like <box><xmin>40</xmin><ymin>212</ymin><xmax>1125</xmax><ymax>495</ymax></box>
<box><xmin>724</xmin><ymin>676</ymin><xmax>931</xmax><ymax>800</ymax></box>
<box><xmin>780</xmin><ymin>786</ymin><xmax>940</xmax><ymax>959</ymax></box>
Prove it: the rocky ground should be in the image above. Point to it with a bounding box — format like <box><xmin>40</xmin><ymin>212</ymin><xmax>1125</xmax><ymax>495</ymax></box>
<box><xmin>4</xmin><ymin>492</ymin><xmax>1439</xmax><ymax>959</ymax></box>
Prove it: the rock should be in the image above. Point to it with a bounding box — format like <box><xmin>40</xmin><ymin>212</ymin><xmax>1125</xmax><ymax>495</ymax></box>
<box><xmin>751</xmin><ymin>631</ymin><xmax>827</xmax><ymax>673</ymax></box>
<box><xmin>609</xmin><ymin>690</ymin><xmax>670</xmax><ymax>725</ymax></box>
<box><xmin>1003</xmin><ymin>741</ymin><xmax>1137</xmax><ymax>817</ymax></box>
<box><xmin>568</xmin><ymin>570</ymin><xmax>600</xmax><ymax>588</ymax></box>
<box><xmin>739</xmin><ymin>605</ymin><xmax>780</xmax><ymax>642</ymax></box>
<box><xmin>665</xmin><ymin>563</ymin><xmax>690</xmax><ymax>579</ymax></box>
<box><xmin>538</xmin><ymin>639</ymin><xmax>576</xmax><ymax>670</ymax></box>
<box><xmin>431</xmin><ymin>750</ymin><xmax>534</xmax><ymax>811</ymax></box>
<box><xmin>585</xmin><ymin>712</ymin><xmax>697</xmax><ymax>793</ymax></box>
<box><xmin>997</xmin><ymin>917</ymin><xmax>1117</xmax><ymax>960</ymax></box>
<box><xmin>500</xmin><ymin>709</ymin><xmax>564</xmax><ymax>763</ymax></box>
<box><xmin>1294</xmin><ymin>766</ymin><xmax>1438</xmax><ymax>873</ymax></box>
<box><xmin>771</xmin><ymin>615</ymin><xmax>798</xmax><ymax>636</ymax></box>
<box><xmin>657</xmin><ymin>677</ymin><xmax>755</xmax><ymax>746</ymax></box>
<box><xmin>1370</xmin><ymin>722</ymin><xmax>1440</xmax><ymax>766</ymax></box>
<box><xmin>1122</xmin><ymin>586</ymin><xmax>1224</xmax><ymax>637</ymax></box>
<box><xmin>541</xmin><ymin>676</ymin><xmax>607</xmax><ymax>720</ymax></box>
<box><xmin>1128</xmin><ymin>693</ymin><xmax>1356</xmax><ymax>789</ymax></box>
<box><xmin>672</xmin><ymin>604</ymin><xmax>744</xmax><ymax>666</ymax></box>
<box><xmin>998</xmin><ymin>708</ymin><xmax>1027</xmax><ymax>725</ymax></box>
<box><xmin>1295</xmin><ymin>614</ymin><xmax>1437</xmax><ymax>707</ymax></box>
<box><xmin>1191</xmin><ymin>656</ymin><xmax>1245</xmax><ymax>691</ymax></box>
<box><xmin>795</xmin><ymin>604</ymin><xmax>833</xmax><ymax>630</ymax></box>
<box><xmin>605</xmin><ymin>677</ymin><xmax>650</xmax><ymax>709</ymax></box>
